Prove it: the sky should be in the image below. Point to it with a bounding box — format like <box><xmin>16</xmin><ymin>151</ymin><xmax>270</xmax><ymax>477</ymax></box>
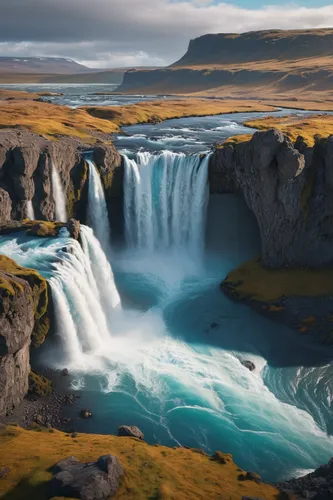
<box><xmin>0</xmin><ymin>0</ymin><xmax>332</xmax><ymax>68</ymax></box>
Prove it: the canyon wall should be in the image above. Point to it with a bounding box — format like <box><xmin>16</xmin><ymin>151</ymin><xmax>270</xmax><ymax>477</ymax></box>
<box><xmin>0</xmin><ymin>256</ymin><xmax>49</xmax><ymax>416</ymax></box>
<box><xmin>0</xmin><ymin>131</ymin><xmax>123</xmax><ymax>237</ymax></box>
<box><xmin>209</xmin><ymin>130</ymin><xmax>333</xmax><ymax>268</ymax></box>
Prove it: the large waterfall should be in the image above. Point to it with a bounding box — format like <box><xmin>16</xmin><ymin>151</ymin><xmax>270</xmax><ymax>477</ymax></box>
<box><xmin>86</xmin><ymin>159</ymin><xmax>113</xmax><ymax>257</ymax></box>
<box><xmin>52</xmin><ymin>165</ymin><xmax>68</xmax><ymax>222</ymax></box>
<box><xmin>49</xmin><ymin>225</ymin><xmax>120</xmax><ymax>367</ymax></box>
<box><xmin>123</xmin><ymin>151</ymin><xmax>210</xmax><ymax>256</ymax></box>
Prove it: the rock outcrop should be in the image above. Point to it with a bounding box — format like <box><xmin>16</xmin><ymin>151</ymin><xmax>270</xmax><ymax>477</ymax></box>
<box><xmin>118</xmin><ymin>425</ymin><xmax>144</xmax><ymax>440</ymax></box>
<box><xmin>0</xmin><ymin>255</ymin><xmax>50</xmax><ymax>416</ymax></box>
<box><xmin>210</xmin><ymin>130</ymin><xmax>333</xmax><ymax>268</ymax></box>
<box><xmin>51</xmin><ymin>455</ymin><xmax>124</xmax><ymax>500</ymax></box>
<box><xmin>278</xmin><ymin>457</ymin><xmax>333</xmax><ymax>499</ymax></box>
<box><xmin>0</xmin><ymin>130</ymin><xmax>122</xmax><ymax>237</ymax></box>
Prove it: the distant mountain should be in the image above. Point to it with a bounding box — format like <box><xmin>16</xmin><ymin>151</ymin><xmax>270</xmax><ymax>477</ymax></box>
<box><xmin>0</xmin><ymin>57</ymin><xmax>93</xmax><ymax>75</ymax></box>
<box><xmin>117</xmin><ymin>28</ymin><xmax>333</xmax><ymax>97</ymax></box>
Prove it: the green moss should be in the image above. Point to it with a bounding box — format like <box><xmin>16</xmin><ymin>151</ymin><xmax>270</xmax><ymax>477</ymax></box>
<box><xmin>28</xmin><ymin>370</ymin><xmax>52</xmax><ymax>397</ymax></box>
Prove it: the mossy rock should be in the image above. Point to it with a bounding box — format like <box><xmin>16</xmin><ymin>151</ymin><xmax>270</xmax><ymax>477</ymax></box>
<box><xmin>28</xmin><ymin>370</ymin><xmax>52</xmax><ymax>397</ymax></box>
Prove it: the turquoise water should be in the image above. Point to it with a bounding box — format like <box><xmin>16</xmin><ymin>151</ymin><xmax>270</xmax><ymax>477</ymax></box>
<box><xmin>1</xmin><ymin>195</ymin><xmax>332</xmax><ymax>482</ymax></box>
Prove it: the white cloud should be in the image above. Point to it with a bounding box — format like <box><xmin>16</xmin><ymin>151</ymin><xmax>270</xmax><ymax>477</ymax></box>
<box><xmin>0</xmin><ymin>0</ymin><xmax>332</xmax><ymax>67</ymax></box>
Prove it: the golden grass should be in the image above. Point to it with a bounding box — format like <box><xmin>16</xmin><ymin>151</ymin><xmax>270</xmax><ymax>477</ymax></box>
<box><xmin>84</xmin><ymin>98</ymin><xmax>276</xmax><ymax>127</ymax></box>
<box><xmin>0</xmin><ymin>96</ymin><xmax>118</xmax><ymax>142</ymax></box>
<box><xmin>243</xmin><ymin>114</ymin><xmax>333</xmax><ymax>146</ymax></box>
<box><xmin>224</xmin><ymin>259</ymin><xmax>333</xmax><ymax>302</ymax></box>
<box><xmin>0</xmin><ymin>426</ymin><xmax>281</xmax><ymax>500</ymax></box>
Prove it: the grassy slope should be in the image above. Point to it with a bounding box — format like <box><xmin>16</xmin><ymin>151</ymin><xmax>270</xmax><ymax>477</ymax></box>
<box><xmin>0</xmin><ymin>426</ymin><xmax>281</xmax><ymax>500</ymax></box>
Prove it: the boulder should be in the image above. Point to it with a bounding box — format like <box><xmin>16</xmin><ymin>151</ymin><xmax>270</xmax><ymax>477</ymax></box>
<box><xmin>51</xmin><ymin>455</ymin><xmax>124</xmax><ymax>500</ymax></box>
<box><xmin>66</xmin><ymin>219</ymin><xmax>80</xmax><ymax>240</ymax></box>
<box><xmin>118</xmin><ymin>425</ymin><xmax>144</xmax><ymax>440</ymax></box>
<box><xmin>241</xmin><ymin>360</ymin><xmax>256</xmax><ymax>372</ymax></box>
<box><xmin>80</xmin><ymin>409</ymin><xmax>92</xmax><ymax>419</ymax></box>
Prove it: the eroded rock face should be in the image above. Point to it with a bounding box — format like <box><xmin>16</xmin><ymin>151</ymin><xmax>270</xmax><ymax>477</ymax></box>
<box><xmin>51</xmin><ymin>455</ymin><xmax>124</xmax><ymax>500</ymax></box>
<box><xmin>210</xmin><ymin>131</ymin><xmax>333</xmax><ymax>268</ymax></box>
<box><xmin>0</xmin><ymin>131</ymin><xmax>122</xmax><ymax>235</ymax></box>
<box><xmin>0</xmin><ymin>256</ymin><xmax>50</xmax><ymax>416</ymax></box>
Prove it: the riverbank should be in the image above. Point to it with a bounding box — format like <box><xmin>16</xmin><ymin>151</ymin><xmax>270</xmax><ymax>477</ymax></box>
<box><xmin>0</xmin><ymin>424</ymin><xmax>282</xmax><ymax>500</ymax></box>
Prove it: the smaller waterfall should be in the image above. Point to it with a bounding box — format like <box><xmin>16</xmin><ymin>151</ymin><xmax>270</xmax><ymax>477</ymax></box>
<box><xmin>123</xmin><ymin>151</ymin><xmax>210</xmax><ymax>256</ymax></box>
<box><xmin>52</xmin><ymin>165</ymin><xmax>67</xmax><ymax>222</ymax></box>
<box><xmin>86</xmin><ymin>159</ymin><xmax>112</xmax><ymax>256</ymax></box>
<box><xmin>26</xmin><ymin>200</ymin><xmax>35</xmax><ymax>220</ymax></box>
<box><xmin>49</xmin><ymin>225</ymin><xmax>121</xmax><ymax>367</ymax></box>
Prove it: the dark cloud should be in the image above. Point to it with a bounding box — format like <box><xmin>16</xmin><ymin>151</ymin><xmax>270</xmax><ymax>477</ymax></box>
<box><xmin>0</xmin><ymin>0</ymin><xmax>332</xmax><ymax>67</ymax></box>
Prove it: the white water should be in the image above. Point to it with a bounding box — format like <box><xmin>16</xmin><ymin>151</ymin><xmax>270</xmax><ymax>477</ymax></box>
<box><xmin>49</xmin><ymin>225</ymin><xmax>120</xmax><ymax>368</ymax></box>
<box><xmin>124</xmin><ymin>151</ymin><xmax>210</xmax><ymax>257</ymax></box>
<box><xmin>26</xmin><ymin>200</ymin><xmax>35</xmax><ymax>220</ymax></box>
<box><xmin>87</xmin><ymin>159</ymin><xmax>113</xmax><ymax>257</ymax></box>
<box><xmin>52</xmin><ymin>165</ymin><xmax>67</xmax><ymax>222</ymax></box>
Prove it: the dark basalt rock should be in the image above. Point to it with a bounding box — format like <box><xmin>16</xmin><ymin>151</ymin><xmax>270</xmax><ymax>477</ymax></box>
<box><xmin>51</xmin><ymin>455</ymin><xmax>124</xmax><ymax>499</ymax></box>
<box><xmin>80</xmin><ymin>409</ymin><xmax>92</xmax><ymax>419</ymax></box>
<box><xmin>209</xmin><ymin>131</ymin><xmax>333</xmax><ymax>268</ymax></box>
<box><xmin>118</xmin><ymin>425</ymin><xmax>144</xmax><ymax>440</ymax></box>
<box><xmin>278</xmin><ymin>457</ymin><xmax>333</xmax><ymax>499</ymax></box>
<box><xmin>241</xmin><ymin>360</ymin><xmax>256</xmax><ymax>372</ymax></box>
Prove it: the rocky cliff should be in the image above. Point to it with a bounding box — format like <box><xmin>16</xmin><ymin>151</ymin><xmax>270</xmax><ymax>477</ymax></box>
<box><xmin>209</xmin><ymin>130</ymin><xmax>333</xmax><ymax>268</ymax></box>
<box><xmin>117</xmin><ymin>28</ymin><xmax>333</xmax><ymax>95</ymax></box>
<box><xmin>0</xmin><ymin>130</ymin><xmax>122</xmax><ymax>235</ymax></box>
<box><xmin>0</xmin><ymin>255</ymin><xmax>49</xmax><ymax>416</ymax></box>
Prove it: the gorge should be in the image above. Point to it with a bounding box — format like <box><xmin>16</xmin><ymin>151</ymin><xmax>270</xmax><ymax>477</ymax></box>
<box><xmin>0</xmin><ymin>94</ymin><xmax>333</xmax><ymax>492</ymax></box>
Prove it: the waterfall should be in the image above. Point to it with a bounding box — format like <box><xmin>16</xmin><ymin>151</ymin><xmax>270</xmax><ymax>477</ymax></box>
<box><xmin>49</xmin><ymin>225</ymin><xmax>120</xmax><ymax>367</ymax></box>
<box><xmin>86</xmin><ymin>159</ymin><xmax>113</xmax><ymax>256</ymax></box>
<box><xmin>52</xmin><ymin>165</ymin><xmax>67</xmax><ymax>222</ymax></box>
<box><xmin>26</xmin><ymin>200</ymin><xmax>35</xmax><ymax>220</ymax></box>
<box><xmin>123</xmin><ymin>151</ymin><xmax>210</xmax><ymax>256</ymax></box>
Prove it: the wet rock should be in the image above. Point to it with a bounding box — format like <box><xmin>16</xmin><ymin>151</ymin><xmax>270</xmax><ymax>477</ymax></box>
<box><xmin>241</xmin><ymin>360</ymin><xmax>256</xmax><ymax>372</ymax></box>
<box><xmin>278</xmin><ymin>457</ymin><xmax>333</xmax><ymax>499</ymax></box>
<box><xmin>62</xmin><ymin>368</ymin><xmax>69</xmax><ymax>376</ymax></box>
<box><xmin>118</xmin><ymin>425</ymin><xmax>144</xmax><ymax>440</ymax></box>
<box><xmin>51</xmin><ymin>454</ymin><xmax>124</xmax><ymax>499</ymax></box>
<box><xmin>80</xmin><ymin>409</ymin><xmax>92</xmax><ymax>419</ymax></box>
<box><xmin>66</xmin><ymin>219</ymin><xmax>80</xmax><ymax>240</ymax></box>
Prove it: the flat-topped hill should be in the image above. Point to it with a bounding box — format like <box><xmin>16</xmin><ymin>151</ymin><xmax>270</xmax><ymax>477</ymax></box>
<box><xmin>173</xmin><ymin>29</ymin><xmax>333</xmax><ymax>68</ymax></box>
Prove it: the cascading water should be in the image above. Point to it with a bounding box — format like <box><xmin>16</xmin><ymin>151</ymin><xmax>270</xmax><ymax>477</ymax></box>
<box><xmin>123</xmin><ymin>151</ymin><xmax>210</xmax><ymax>256</ymax></box>
<box><xmin>86</xmin><ymin>159</ymin><xmax>113</xmax><ymax>257</ymax></box>
<box><xmin>26</xmin><ymin>200</ymin><xmax>35</xmax><ymax>220</ymax></box>
<box><xmin>52</xmin><ymin>164</ymin><xmax>67</xmax><ymax>222</ymax></box>
<box><xmin>1</xmin><ymin>146</ymin><xmax>333</xmax><ymax>482</ymax></box>
<box><xmin>49</xmin><ymin>225</ymin><xmax>120</xmax><ymax>367</ymax></box>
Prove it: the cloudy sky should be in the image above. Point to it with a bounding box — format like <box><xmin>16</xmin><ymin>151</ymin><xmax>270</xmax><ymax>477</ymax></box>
<box><xmin>1</xmin><ymin>0</ymin><xmax>333</xmax><ymax>68</ymax></box>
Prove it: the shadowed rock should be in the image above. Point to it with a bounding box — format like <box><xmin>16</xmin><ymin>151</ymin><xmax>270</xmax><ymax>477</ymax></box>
<box><xmin>118</xmin><ymin>425</ymin><xmax>144</xmax><ymax>440</ymax></box>
<box><xmin>51</xmin><ymin>455</ymin><xmax>124</xmax><ymax>500</ymax></box>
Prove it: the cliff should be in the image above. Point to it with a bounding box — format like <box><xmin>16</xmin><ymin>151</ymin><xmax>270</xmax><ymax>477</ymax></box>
<box><xmin>0</xmin><ymin>130</ymin><xmax>122</xmax><ymax>235</ymax></box>
<box><xmin>117</xmin><ymin>28</ymin><xmax>333</xmax><ymax>96</ymax></box>
<box><xmin>0</xmin><ymin>256</ymin><xmax>49</xmax><ymax>416</ymax></box>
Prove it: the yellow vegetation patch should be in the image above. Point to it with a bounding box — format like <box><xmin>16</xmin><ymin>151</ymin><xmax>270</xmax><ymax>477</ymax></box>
<box><xmin>84</xmin><ymin>98</ymin><xmax>277</xmax><ymax>128</ymax></box>
<box><xmin>243</xmin><ymin>114</ymin><xmax>333</xmax><ymax>146</ymax></box>
<box><xmin>0</xmin><ymin>426</ymin><xmax>281</xmax><ymax>500</ymax></box>
<box><xmin>224</xmin><ymin>259</ymin><xmax>333</xmax><ymax>302</ymax></box>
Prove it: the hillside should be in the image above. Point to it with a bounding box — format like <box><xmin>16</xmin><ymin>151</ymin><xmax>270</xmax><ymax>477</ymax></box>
<box><xmin>0</xmin><ymin>57</ymin><xmax>93</xmax><ymax>75</ymax></box>
<box><xmin>117</xmin><ymin>28</ymin><xmax>333</xmax><ymax>97</ymax></box>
